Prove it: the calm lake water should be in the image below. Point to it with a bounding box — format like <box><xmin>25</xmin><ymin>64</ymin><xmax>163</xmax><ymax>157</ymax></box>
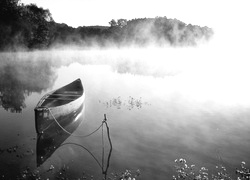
<box><xmin>0</xmin><ymin>48</ymin><xmax>250</xmax><ymax>179</ymax></box>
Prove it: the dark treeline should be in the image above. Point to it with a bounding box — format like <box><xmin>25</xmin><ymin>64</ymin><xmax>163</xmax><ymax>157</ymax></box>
<box><xmin>0</xmin><ymin>0</ymin><xmax>214</xmax><ymax>51</ymax></box>
<box><xmin>107</xmin><ymin>18</ymin><xmax>213</xmax><ymax>47</ymax></box>
<box><xmin>0</xmin><ymin>0</ymin><xmax>54</xmax><ymax>50</ymax></box>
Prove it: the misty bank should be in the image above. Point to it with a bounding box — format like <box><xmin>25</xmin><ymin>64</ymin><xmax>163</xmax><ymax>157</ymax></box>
<box><xmin>0</xmin><ymin>0</ymin><xmax>213</xmax><ymax>51</ymax></box>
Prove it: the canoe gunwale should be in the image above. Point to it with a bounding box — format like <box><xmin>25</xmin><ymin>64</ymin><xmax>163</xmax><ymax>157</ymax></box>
<box><xmin>34</xmin><ymin>78</ymin><xmax>84</xmax><ymax>134</ymax></box>
<box><xmin>35</xmin><ymin>78</ymin><xmax>83</xmax><ymax>109</ymax></box>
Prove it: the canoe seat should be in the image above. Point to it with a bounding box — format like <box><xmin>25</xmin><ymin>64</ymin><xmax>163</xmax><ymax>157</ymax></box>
<box><xmin>37</xmin><ymin>79</ymin><xmax>84</xmax><ymax>108</ymax></box>
<box><xmin>41</xmin><ymin>94</ymin><xmax>81</xmax><ymax>107</ymax></box>
<box><xmin>42</xmin><ymin>98</ymin><xmax>75</xmax><ymax>107</ymax></box>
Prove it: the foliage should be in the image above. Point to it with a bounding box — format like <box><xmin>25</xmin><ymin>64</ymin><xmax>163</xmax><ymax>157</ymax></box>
<box><xmin>109</xmin><ymin>19</ymin><xmax>118</xmax><ymax>27</ymax></box>
<box><xmin>173</xmin><ymin>158</ymin><xmax>209</xmax><ymax>180</ymax></box>
<box><xmin>109</xmin><ymin>169</ymin><xmax>141</xmax><ymax>180</ymax></box>
<box><xmin>117</xmin><ymin>19</ymin><xmax>127</xmax><ymax>28</ymax></box>
<box><xmin>173</xmin><ymin>158</ymin><xmax>250</xmax><ymax>180</ymax></box>
<box><xmin>49</xmin><ymin>17</ymin><xmax>213</xmax><ymax>48</ymax></box>
<box><xmin>0</xmin><ymin>0</ymin><xmax>53</xmax><ymax>50</ymax></box>
<box><xmin>236</xmin><ymin>162</ymin><xmax>250</xmax><ymax>180</ymax></box>
<box><xmin>0</xmin><ymin>0</ymin><xmax>214</xmax><ymax>51</ymax></box>
<box><xmin>109</xmin><ymin>17</ymin><xmax>213</xmax><ymax>46</ymax></box>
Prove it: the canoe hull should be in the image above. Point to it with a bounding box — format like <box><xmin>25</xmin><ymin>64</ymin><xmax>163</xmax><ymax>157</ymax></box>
<box><xmin>36</xmin><ymin>102</ymin><xmax>85</xmax><ymax>166</ymax></box>
<box><xmin>34</xmin><ymin>79</ymin><xmax>85</xmax><ymax>134</ymax></box>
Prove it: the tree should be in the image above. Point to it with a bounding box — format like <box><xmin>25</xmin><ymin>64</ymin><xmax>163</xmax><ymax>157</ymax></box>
<box><xmin>109</xmin><ymin>19</ymin><xmax>117</xmax><ymax>27</ymax></box>
<box><xmin>117</xmin><ymin>19</ymin><xmax>127</xmax><ymax>28</ymax></box>
<box><xmin>0</xmin><ymin>0</ymin><xmax>22</xmax><ymax>50</ymax></box>
<box><xmin>0</xmin><ymin>1</ymin><xmax>54</xmax><ymax>50</ymax></box>
<box><xmin>22</xmin><ymin>4</ymin><xmax>54</xmax><ymax>48</ymax></box>
<box><xmin>0</xmin><ymin>0</ymin><xmax>20</xmax><ymax>23</ymax></box>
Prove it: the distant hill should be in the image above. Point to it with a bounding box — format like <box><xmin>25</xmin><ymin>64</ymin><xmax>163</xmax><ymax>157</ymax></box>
<box><xmin>49</xmin><ymin>17</ymin><xmax>213</xmax><ymax>48</ymax></box>
<box><xmin>83</xmin><ymin>26</ymin><xmax>109</xmax><ymax>29</ymax></box>
<box><xmin>0</xmin><ymin>0</ymin><xmax>213</xmax><ymax>51</ymax></box>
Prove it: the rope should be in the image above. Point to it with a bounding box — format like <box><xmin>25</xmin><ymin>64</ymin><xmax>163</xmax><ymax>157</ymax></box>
<box><xmin>57</xmin><ymin>113</ymin><xmax>112</xmax><ymax>179</ymax></box>
<box><xmin>47</xmin><ymin>108</ymin><xmax>103</xmax><ymax>137</ymax></box>
<box><xmin>102</xmin><ymin>120</ymin><xmax>105</xmax><ymax>172</ymax></box>
<box><xmin>38</xmin><ymin>110</ymin><xmax>113</xmax><ymax>178</ymax></box>
<box><xmin>102</xmin><ymin>115</ymin><xmax>112</xmax><ymax>179</ymax></box>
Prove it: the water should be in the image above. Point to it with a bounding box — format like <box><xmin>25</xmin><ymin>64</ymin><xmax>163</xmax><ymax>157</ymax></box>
<box><xmin>0</xmin><ymin>49</ymin><xmax>250</xmax><ymax>179</ymax></box>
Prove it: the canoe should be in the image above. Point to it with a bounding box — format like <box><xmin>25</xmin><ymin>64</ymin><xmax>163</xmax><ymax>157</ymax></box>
<box><xmin>34</xmin><ymin>78</ymin><xmax>85</xmax><ymax>134</ymax></box>
<box><xmin>36</xmin><ymin>102</ymin><xmax>85</xmax><ymax>166</ymax></box>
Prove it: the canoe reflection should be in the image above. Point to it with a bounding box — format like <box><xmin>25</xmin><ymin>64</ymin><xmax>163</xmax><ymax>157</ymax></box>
<box><xmin>59</xmin><ymin>117</ymin><xmax>113</xmax><ymax>179</ymax></box>
<box><xmin>36</xmin><ymin>106</ymin><xmax>112</xmax><ymax>179</ymax></box>
<box><xmin>36</xmin><ymin>103</ymin><xmax>85</xmax><ymax>166</ymax></box>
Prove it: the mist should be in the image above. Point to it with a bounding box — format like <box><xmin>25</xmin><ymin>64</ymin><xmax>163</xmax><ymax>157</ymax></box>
<box><xmin>0</xmin><ymin>0</ymin><xmax>214</xmax><ymax>52</ymax></box>
<box><xmin>2</xmin><ymin>33</ymin><xmax>250</xmax><ymax>107</ymax></box>
<box><xmin>1</xmin><ymin>1</ymin><xmax>250</xmax><ymax>179</ymax></box>
<box><xmin>1</xmin><ymin>26</ymin><xmax>250</xmax><ymax>179</ymax></box>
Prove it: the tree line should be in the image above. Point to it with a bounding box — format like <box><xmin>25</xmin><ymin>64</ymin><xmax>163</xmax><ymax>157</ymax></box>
<box><xmin>0</xmin><ymin>0</ymin><xmax>53</xmax><ymax>50</ymax></box>
<box><xmin>0</xmin><ymin>0</ymin><xmax>214</xmax><ymax>51</ymax></box>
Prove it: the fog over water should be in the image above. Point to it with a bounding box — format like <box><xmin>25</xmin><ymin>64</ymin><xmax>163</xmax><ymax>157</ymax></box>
<box><xmin>7</xmin><ymin>37</ymin><xmax>250</xmax><ymax>106</ymax></box>
<box><xmin>0</xmin><ymin>34</ymin><xmax>250</xmax><ymax>179</ymax></box>
<box><xmin>1</xmin><ymin>0</ymin><xmax>250</xmax><ymax>178</ymax></box>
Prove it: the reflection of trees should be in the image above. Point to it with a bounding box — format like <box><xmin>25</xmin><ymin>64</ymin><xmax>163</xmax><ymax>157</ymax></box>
<box><xmin>36</xmin><ymin>103</ymin><xmax>84</xmax><ymax>166</ymax></box>
<box><xmin>0</xmin><ymin>57</ymin><xmax>57</xmax><ymax>113</ymax></box>
<box><xmin>0</xmin><ymin>66</ymin><xmax>26</xmax><ymax>113</ymax></box>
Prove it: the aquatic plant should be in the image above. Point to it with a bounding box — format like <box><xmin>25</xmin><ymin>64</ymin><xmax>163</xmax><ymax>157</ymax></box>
<box><xmin>109</xmin><ymin>169</ymin><xmax>141</xmax><ymax>180</ymax></box>
<box><xmin>100</xmin><ymin>96</ymin><xmax>150</xmax><ymax>110</ymax></box>
<box><xmin>173</xmin><ymin>158</ymin><xmax>209</xmax><ymax>180</ymax></box>
<box><xmin>173</xmin><ymin>158</ymin><xmax>250</xmax><ymax>180</ymax></box>
<box><xmin>236</xmin><ymin>162</ymin><xmax>250</xmax><ymax>180</ymax></box>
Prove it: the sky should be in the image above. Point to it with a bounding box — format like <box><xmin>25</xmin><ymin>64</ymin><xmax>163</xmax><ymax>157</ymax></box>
<box><xmin>20</xmin><ymin>0</ymin><xmax>248</xmax><ymax>28</ymax></box>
